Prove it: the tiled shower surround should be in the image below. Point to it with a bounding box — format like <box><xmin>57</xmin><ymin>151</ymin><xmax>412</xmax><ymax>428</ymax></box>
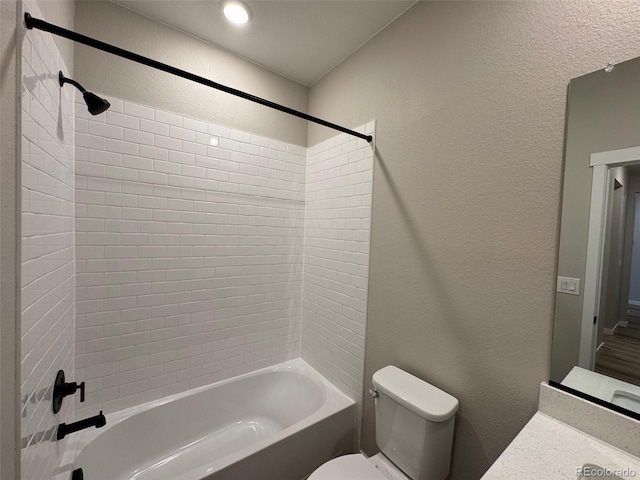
<box><xmin>302</xmin><ymin>130</ymin><xmax>374</xmax><ymax>434</ymax></box>
<box><xmin>73</xmin><ymin>95</ymin><xmax>374</xmax><ymax>420</ymax></box>
<box><xmin>74</xmin><ymin>99</ymin><xmax>304</xmax><ymax>414</ymax></box>
<box><xmin>20</xmin><ymin>1</ymin><xmax>76</xmax><ymax>477</ymax></box>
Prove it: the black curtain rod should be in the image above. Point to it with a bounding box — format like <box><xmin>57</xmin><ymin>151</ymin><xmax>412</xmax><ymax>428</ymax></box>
<box><xmin>24</xmin><ymin>13</ymin><xmax>372</xmax><ymax>143</ymax></box>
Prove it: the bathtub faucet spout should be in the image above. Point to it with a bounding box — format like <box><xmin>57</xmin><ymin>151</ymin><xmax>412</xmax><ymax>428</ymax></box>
<box><xmin>57</xmin><ymin>411</ymin><xmax>106</xmax><ymax>440</ymax></box>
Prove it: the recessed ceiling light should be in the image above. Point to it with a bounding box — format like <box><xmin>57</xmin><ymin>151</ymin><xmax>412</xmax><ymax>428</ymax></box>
<box><xmin>221</xmin><ymin>1</ymin><xmax>252</xmax><ymax>25</ymax></box>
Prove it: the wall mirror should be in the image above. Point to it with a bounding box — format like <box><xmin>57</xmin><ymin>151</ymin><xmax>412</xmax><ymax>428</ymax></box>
<box><xmin>551</xmin><ymin>55</ymin><xmax>640</xmax><ymax>419</ymax></box>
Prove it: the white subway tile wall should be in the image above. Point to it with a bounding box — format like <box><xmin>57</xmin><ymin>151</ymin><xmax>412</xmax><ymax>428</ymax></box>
<box><xmin>74</xmin><ymin>97</ymin><xmax>306</xmax><ymax>416</ymax></box>
<box><xmin>21</xmin><ymin>1</ymin><xmax>76</xmax><ymax>478</ymax></box>
<box><xmin>301</xmin><ymin>123</ymin><xmax>375</xmax><ymax>441</ymax></box>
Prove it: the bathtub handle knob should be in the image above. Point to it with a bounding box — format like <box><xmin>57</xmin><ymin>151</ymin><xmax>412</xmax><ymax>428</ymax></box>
<box><xmin>369</xmin><ymin>388</ymin><xmax>379</xmax><ymax>399</ymax></box>
<box><xmin>52</xmin><ymin>370</ymin><xmax>86</xmax><ymax>414</ymax></box>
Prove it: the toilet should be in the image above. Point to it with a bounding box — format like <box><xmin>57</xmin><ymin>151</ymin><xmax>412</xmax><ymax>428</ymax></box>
<box><xmin>309</xmin><ymin>366</ymin><xmax>459</xmax><ymax>480</ymax></box>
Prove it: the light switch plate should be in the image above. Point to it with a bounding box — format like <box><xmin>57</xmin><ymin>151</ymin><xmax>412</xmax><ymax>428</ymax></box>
<box><xmin>557</xmin><ymin>276</ymin><xmax>580</xmax><ymax>296</ymax></box>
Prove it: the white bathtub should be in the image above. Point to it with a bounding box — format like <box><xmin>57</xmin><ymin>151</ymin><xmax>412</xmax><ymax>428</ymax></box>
<box><xmin>64</xmin><ymin>359</ymin><xmax>355</xmax><ymax>480</ymax></box>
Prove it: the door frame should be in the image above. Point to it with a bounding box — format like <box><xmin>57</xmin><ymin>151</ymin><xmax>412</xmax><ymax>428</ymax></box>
<box><xmin>580</xmin><ymin>146</ymin><xmax>640</xmax><ymax>369</ymax></box>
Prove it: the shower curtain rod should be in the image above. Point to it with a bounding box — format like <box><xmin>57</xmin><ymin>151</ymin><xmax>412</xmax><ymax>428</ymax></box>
<box><xmin>24</xmin><ymin>13</ymin><xmax>373</xmax><ymax>143</ymax></box>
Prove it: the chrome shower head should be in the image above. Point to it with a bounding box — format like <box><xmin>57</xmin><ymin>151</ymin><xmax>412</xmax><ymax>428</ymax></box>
<box><xmin>58</xmin><ymin>71</ymin><xmax>110</xmax><ymax>115</ymax></box>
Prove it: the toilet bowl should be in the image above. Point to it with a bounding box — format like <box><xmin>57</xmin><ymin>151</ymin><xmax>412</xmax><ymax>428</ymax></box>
<box><xmin>309</xmin><ymin>452</ymin><xmax>410</xmax><ymax>480</ymax></box>
<box><xmin>308</xmin><ymin>365</ymin><xmax>459</xmax><ymax>480</ymax></box>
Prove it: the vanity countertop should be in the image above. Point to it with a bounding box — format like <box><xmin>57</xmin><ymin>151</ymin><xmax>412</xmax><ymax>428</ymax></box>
<box><xmin>481</xmin><ymin>412</ymin><xmax>640</xmax><ymax>479</ymax></box>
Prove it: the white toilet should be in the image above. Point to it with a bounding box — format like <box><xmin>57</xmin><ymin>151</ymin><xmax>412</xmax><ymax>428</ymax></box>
<box><xmin>309</xmin><ymin>366</ymin><xmax>459</xmax><ymax>480</ymax></box>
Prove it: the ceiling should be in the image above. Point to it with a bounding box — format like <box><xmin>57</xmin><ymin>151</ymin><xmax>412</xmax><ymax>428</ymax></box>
<box><xmin>111</xmin><ymin>0</ymin><xmax>416</xmax><ymax>86</ymax></box>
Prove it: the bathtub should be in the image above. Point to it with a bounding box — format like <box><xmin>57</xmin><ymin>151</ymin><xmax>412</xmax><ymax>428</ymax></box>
<box><xmin>64</xmin><ymin>359</ymin><xmax>355</xmax><ymax>480</ymax></box>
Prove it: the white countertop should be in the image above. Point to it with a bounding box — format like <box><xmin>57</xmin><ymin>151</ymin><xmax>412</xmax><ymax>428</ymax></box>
<box><xmin>481</xmin><ymin>412</ymin><xmax>640</xmax><ymax>479</ymax></box>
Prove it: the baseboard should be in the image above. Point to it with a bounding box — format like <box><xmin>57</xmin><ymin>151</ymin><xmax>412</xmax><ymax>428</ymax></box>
<box><xmin>627</xmin><ymin>303</ymin><xmax>640</xmax><ymax>318</ymax></box>
<box><xmin>604</xmin><ymin>320</ymin><xmax>628</xmax><ymax>336</ymax></box>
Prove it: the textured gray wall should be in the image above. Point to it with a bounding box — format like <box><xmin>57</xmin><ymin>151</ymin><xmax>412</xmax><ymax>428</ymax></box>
<box><xmin>74</xmin><ymin>1</ymin><xmax>309</xmax><ymax>147</ymax></box>
<box><xmin>619</xmin><ymin>172</ymin><xmax>640</xmax><ymax>328</ymax></box>
<box><xmin>1</xmin><ymin>2</ymin><xmax>19</xmax><ymax>478</ymax></box>
<box><xmin>308</xmin><ymin>2</ymin><xmax>640</xmax><ymax>478</ymax></box>
<box><xmin>599</xmin><ymin>168</ymin><xmax>626</xmax><ymax>337</ymax></box>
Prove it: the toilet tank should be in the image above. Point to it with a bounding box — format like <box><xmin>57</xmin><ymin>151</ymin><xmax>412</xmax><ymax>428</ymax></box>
<box><xmin>372</xmin><ymin>366</ymin><xmax>459</xmax><ymax>480</ymax></box>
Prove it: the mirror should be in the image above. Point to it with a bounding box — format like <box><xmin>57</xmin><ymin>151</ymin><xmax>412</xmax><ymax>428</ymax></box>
<box><xmin>551</xmin><ymin>55</ymin><xmax>640</xmax><ymax>418</ymax></box>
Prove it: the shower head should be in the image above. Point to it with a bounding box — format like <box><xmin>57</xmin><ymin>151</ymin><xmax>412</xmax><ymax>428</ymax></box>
<box><xmin>82</xmin><ymin>91</ymin><xmax>111</xmax><ymax>116</ymax></box>
<box><xmin>58</xmin><ymin>71</ymin><xmax>110</xmax><ymax>115</ymax></box>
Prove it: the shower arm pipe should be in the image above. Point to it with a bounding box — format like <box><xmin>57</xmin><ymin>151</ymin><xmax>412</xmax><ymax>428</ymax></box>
<box><xmin>59</xmin><ymin>74</ymin><xmax>86</xmax><ymax>92</ymax></box>
<box><xmin>24</xmin><ymin>13</ymin><xmax>373</xmax><ymax>143</ymax></box>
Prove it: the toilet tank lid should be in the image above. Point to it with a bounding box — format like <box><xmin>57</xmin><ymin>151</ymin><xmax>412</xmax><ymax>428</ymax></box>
<box><xmin>372</xmin><ymin>366</ymin><xmax>459</xmax><ymax>422</ymax></box>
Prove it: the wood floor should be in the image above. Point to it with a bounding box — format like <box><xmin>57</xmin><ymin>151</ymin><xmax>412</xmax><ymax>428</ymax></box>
<box><xmin>595</xmin><ymin>321</ymin><xmax>640</xmax><ymax>387</ymax></box>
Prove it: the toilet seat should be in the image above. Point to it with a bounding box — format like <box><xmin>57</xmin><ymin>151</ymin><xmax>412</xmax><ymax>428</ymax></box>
<box><xmin>308</xmin><ymin>454</ymin><xmax>387</xmax><ymax>480</ymax></box>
